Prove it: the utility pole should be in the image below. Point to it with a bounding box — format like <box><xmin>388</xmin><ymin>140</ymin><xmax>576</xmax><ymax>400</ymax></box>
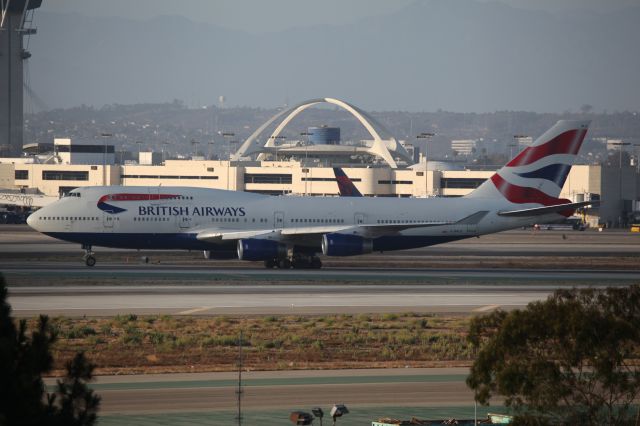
<box><xmin>236</xmin><ymin>330</ymin><xmax>244</xmax><ymax>426</ymax></box>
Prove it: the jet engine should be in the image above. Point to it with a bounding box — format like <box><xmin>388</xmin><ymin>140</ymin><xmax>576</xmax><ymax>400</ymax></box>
<box><xmin>321</xmin><ymin>233</ymin><xmax>373</xmax><ymax>257</ymax></box>
<box><xmin>237</xmin><ymin>239</ymin><xmax>286</xmax><ymax>261</ymax></box>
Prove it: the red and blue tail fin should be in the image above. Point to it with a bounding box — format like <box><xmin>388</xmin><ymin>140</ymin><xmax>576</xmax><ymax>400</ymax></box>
<box><xmin>333</xmin><ymin>168</ymin><xmax>363</xmax><ymax>197</ymax></box>
<box><xmin>467</xmin><ymin>120</ymin><xmax>590</xmax><ymax>206</ymax></box>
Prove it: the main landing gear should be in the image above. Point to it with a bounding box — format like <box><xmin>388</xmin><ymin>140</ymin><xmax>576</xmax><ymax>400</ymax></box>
<box><xmin>264</xmin><ymin>255</ymin><xmax>322</xmax><ymax>269</ymax></box>
<box><xmin>82</xmin><ymin>245</ymin><xmax>96</xmax><ymax>267</ymax></box>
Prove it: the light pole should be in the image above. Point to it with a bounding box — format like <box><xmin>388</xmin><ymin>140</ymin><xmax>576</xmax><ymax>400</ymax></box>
<box><xmin>221</xmin><ymin>132</ymin><xmax>235</xmax><ymax>190</ymax></box>
<box><xmin>221</xmin><ymin>132</ymin><xmax>235</xmax><ymax>160</ymax></box>
<box><xmin>208</xmin><ymin>140</ymin><xmax>215</xmax><ymax>160</ymax></box>
<box><xmin>100</xmin><ymin>133</ymin><xmax>113</xmax><ymax>186</ymax></box>
<box><xmin>270</xmin><ymin>135</ymin><xmax>286</xmax><ymax>161</ymax></box>
<box><xmin>135</xmin><ymin>140</ymin><xmax>143</xmax><ymax>162</ymax></box>
<box><xmin>300</xmin><ymin>132</ymin><xmax>313</xmax><ymax>164</ymax></box>
<box><xmin>508</xmin><ymin>143</ymin><xmax>518</xmax><ymax>160</ymax></box>
<box><xmin>330</xmin><ymin>404</ymin><xmax>349</xmax><ymax>426</ymax></box>
<box><xmin>608</xmin><ymin>140</ymin><xmax>630</xmax><ymax>227</ymax></box>
<box><xmin>417</xmin><ymin>132</ymin><xmax>435</xmax><ymax>197</ymax></box>
<box><xmin>190</xmin><ymin>138</ymin><xmax>199</xmax><ymax>158</ymax></box>
<box><xmin>162</xmin><ymin>141</ymin><xmax>169</xmax><ymax>164</ymax></box>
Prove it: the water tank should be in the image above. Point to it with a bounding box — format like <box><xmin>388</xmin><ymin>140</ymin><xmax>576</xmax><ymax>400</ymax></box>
<box><xmin>308</xmin><ymin>126</ymin><xmax>340</xmax><ymax>145</ymax></box>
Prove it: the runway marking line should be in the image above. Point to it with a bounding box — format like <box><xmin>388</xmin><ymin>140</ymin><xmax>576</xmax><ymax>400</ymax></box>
<box><xmin>473</xmin><ymin>304</ymin><xmax>500</xmax><ymax>312</ymax></box>
<box><xmin>176</xmin><ymin>307</ymin><xmax>211</xmax><ymax>315</ymax></box>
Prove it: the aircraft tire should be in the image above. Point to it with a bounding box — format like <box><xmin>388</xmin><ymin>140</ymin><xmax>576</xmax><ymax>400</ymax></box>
<box><xmin>85</xmin><ymin>255</ymin><xmax>96</xmax><ymax>267</ymax></box>
<box><xmin>264</xmin><ymin>259</ymin><xmax>276</xmax><ymax>269</ymax></box>
<box><xmin>291</xmin><ymin>258</ymin><xmax>308</xmax><ymax>269</ymax></box>
<box><xmin>311</xmin><ymin>257</ymin><xmax>322</xmax><ymax>269</ymax></box>
<box><xmin>278</xmin><ymin>259</ymin><xmax>291</xmax><ymax>269</ymax></box>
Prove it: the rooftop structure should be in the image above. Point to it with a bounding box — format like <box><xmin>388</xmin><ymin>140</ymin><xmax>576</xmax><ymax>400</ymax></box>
<box><xmin>232</xmin><ymin>98</ymin><xmax>413</xmax><ymax>168</ymax></box>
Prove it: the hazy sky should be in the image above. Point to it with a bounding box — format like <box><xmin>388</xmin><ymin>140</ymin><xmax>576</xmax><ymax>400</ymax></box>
<box><xmin>30</xmin><ymin>0</ymin><xmax>640</xmax><ymax>112</ymax></box>
<box><xmin>41</xmin><ymin>0</ymin><xmax>637</xmax><ymax>32</ymax></box>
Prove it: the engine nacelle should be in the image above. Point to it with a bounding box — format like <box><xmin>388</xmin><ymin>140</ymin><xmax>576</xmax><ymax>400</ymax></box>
<box><xmin>321</xmin><ymin>233</ymin><xmax>373</xmax><ymax>257</ymax></box>
<box><xmin>203</xmin><ymin>250</ymin><xmax>237</xmax><ymax>260</ymax></box>
<box><xmin>237</xmin><ymin>239</ymin><xmax>286</xmax><ymax>261</ymax></box>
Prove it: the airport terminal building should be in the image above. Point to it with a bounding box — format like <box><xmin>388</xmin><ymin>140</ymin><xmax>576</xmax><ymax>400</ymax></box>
<box><xmin>1</xmin><ymin>98</ymin><xmax>639</xmax><ymax>227</ymax></box>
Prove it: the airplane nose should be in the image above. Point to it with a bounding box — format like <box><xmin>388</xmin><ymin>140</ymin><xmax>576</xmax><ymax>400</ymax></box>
<box><xmin>26</xmin><ymin>211</ymin><xmax>36</xmax><ymax>228</ymax></box>
<box><xmin>26</xmin><ymin>209</ymin><xmax>40</xmax><ymax>229</ymax></box>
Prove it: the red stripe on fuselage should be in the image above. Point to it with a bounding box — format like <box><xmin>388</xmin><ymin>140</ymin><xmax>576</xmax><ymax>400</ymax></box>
<box><xmin>507</xmin><ymin>129</ymin><xmax>587</xmax><ymax>167</ymax></box>
<box><xmin>98</xmin><ymin>193</ymin><xmax>180</xmax><ymax>203</ymax></box>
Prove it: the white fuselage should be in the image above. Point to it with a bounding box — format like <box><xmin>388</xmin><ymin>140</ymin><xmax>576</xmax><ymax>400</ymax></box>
<box><xmin>27</xmin><ymin>186</ymin><xmax>558</xmax><ymax>257</ymax></box>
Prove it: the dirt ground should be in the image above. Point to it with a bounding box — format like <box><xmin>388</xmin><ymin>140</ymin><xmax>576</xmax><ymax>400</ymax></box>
<box><xmin>31</xmin><ymin>312</ymin><xmax>474</xmax><ymax>376</ymax></box>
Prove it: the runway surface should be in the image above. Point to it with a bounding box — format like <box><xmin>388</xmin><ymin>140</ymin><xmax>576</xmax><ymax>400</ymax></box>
<box><xmin>7</xmin><ymin>279</ymin><xmax>637</xmax><ymax>317</ymax></box>
<box><xmin>44</xmin><ymin>368</ymin><xmax>477</xmax><ymax>416</ymax></box>
<box><xmin>2</xmin><ymin>225</ymin><xmax>640</xmax><ymax>257</ymax></box>
<box><xmin>3</xmin><ymin>225</ymin><xmax>640</xmax><ymax>316</ymax></box>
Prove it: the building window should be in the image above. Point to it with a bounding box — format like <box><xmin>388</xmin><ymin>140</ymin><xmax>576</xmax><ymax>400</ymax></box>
<box><xmin>244</xmin><ymin>173</ymin><xmax>292</xmax><ymax>184</ymax></box>
<box><xmin>15</xmin><ymin>170</ymin><xmax>28</xmax><ymax>180</ymax></box>
<box><xmin>207</xmin><ymin>167</ymin><xmax>214</xmax><ymax>172</ymax></box>
<box><xmin>56</xmin><ymin>145</ymin><xmax>114</xmax><ymax>153</ymax></box>
<box><xmin>120</xmin><ymin>175</ymin><xmax>218</xmax><ymax>180</ymax></box>
<box><xmin>440</xmin><ymin>178</ymin><xmax>487</xmax><ymax>189</ymax></box>
<box><xmin>301</xmin><ymin>177</ymin><xmax>362</xmax><ymax>182</ymax></box>
<box><xmin>378</xmin><ymin>180</ymin><xmax>413</xmax><ymax>185</ymax></box>
<box><xmin>416</xmin><ymin>172</ymin><xmax>424</xmax><ymax>176</ymax></box>
<box><xmin>43</xmin><ymin>171</ymin><xmax>89</xmax><ymax>181</ymax></box>
<box><xmin>58</xmin><ymin>187</ymin><xmax>78</xmax><ymax>196</ymax></box>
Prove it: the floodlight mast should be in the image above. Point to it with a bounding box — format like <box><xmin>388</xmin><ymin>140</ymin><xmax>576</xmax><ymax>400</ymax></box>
<box><xmin>330</xmin><ymin>404</ymin><xmax>349</xmax><ymax>426</ymax></box>
<box><xmin>312</xmin><ymin>407</ymin><xmax>324</xmax><ymax>426</ymax></box>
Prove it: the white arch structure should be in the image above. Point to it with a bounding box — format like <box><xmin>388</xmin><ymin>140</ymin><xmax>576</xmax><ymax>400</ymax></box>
<box><xmin>232</xmin><ymin>97</ymin><xmax>411</xmax><ymax>168</ymax></box>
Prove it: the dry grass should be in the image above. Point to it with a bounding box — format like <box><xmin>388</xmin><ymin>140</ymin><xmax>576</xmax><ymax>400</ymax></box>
<box><xmin>27</xmin><ymin>313</ymin><xmax>474</xmax><ymax>376</ymax></box>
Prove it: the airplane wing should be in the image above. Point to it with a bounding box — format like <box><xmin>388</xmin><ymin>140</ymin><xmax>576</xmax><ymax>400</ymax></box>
<box><xmin>497</xmin><ymin>200</ymin><xmax>599</xmax><ymax>217</ymax></box>
<box><xmin>196</xmin><ymin>212</ymin><xmax>489</xmax><ymax>242</ymax></box>
<box><xmin>197</xmin><ymin>226</ymin><xmax>351</xmax><ymax>242</ymax></box>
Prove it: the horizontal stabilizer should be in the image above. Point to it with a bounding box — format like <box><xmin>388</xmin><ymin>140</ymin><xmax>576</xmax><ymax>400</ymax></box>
<box><xmin>497</xmin><ymin>200</ymin><xmax>599</xmax><ymax>217</ymax></box>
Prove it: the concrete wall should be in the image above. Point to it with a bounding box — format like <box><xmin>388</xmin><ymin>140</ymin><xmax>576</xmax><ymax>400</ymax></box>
<box><xmin>0</xmin><ymin>163</ymin><xmax>15</xmax><ymax>188</ymax></box>
<box><xmin>6</xmin><ymin>159</ymin><xmax>640</xmax><ymax>225</ymax></box>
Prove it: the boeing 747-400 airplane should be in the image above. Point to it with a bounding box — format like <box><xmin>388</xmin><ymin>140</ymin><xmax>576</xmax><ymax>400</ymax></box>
<box><xmin>27</xmin><ymin>120</ymin><xmax>595</xmax><ymax>269</ymax></box>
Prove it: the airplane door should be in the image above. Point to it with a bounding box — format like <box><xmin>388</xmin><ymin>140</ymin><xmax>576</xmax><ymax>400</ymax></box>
<box><xmin>274</xmin><ymin>211</ymin><xmax>285</xmax><ymax>229</ymax></box>
<box><xmin>354</xmin><ymin>212</ymin><xmax>365</xmax><ymax>225</ymax></box>
<box><xmin>177</xmin><ymin>215</ymin><xmax>191</xmax><ymax>229</ymax></box>
<box><xmin>102</xmin><ymin>214</ymin><xmax>115</xmax><ymax>229</ymax></box>
<box><xmin>149</xmin><ymin>187</ymin><xmax>161</xmax><ymax>205</ymax></box>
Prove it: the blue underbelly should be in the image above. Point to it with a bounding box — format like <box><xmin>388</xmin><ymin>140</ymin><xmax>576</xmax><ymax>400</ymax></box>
<box><xmin>44</xmin><ymin>232</ymin><xmax>467</xmax><ymax>254</ymax></box>
<box><xmin>44</xmin><ymin>232</ymin><xmax>235</xmax><ymax>252</ymax></box>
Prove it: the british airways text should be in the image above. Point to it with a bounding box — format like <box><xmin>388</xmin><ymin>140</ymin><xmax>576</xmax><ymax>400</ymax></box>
<box><xmin>139</xmin><ymin>206</ymin><xmax>246</xmax><ymax>217</ymax></box>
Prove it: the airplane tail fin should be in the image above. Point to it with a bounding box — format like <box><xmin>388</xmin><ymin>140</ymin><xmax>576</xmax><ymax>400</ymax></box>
<box><xmin>466</xmin><ymin>120</ymin><xmax>590</xmax><ymax>207</ymax></box>
<box><xmin>333</xmin><ymin>168</ymin><xmax>363</xmax><ymax>197</ymax></box>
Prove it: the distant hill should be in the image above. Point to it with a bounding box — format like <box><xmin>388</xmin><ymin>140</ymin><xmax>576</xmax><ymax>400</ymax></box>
<box><xmin>27</xmin><ymin>0</ymin><xmax>640</xmax><ymax>112</ymax></box>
